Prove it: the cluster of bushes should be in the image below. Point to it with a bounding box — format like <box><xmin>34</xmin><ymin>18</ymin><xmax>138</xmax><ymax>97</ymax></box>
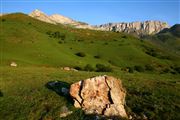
<box><xmin>74</xmin><ymin>64</ymin><xmax>112</xmax><ymax>72</ymax></box>
<box><xmin>96</xmin><ymin>64</ymin><xmax>113</xmax><ymax>72</ymax></box>
<box><xmin>75</xmin><ymin>52</ymin><xmax>101</xmax><ymax>59</ymax></box>
<box><xmin>144</xmin><ymin>47</ymin><xmax>171</xmax><ymax>60</ymax></box>
<box><xmin>123</xmin><ymin>65</ymin><xmax>155</xmax><ymax>73</ymax></box>
<box><xmin>46</xmin><ymin>31</ymin><xmax>66</xmax><ymax>40</ymax></box>
<box><xmin>123</xmin><ymin>64</ymin><xmax>180</xmax><ymax>74</ymax></box>
<box><xmin>160</xmin><ymin>66</ymin><xmax>180</xmax><ymax>74</ymax></box>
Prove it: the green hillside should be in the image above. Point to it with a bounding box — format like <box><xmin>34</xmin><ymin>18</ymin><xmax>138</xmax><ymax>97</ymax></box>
<box><xmin>145</xmin><ymin>24</ymin><xmax>180</xmax><ymax>56</ymax></box>
<box><xmin>1</xmin><ymin>13</ymin><xmax>179</xmax><ymax>70</ymax></box>
<box><xmin>0</xmin><ymin>13</ymin><xmax>180</xmax><ymax>120</ymax></box>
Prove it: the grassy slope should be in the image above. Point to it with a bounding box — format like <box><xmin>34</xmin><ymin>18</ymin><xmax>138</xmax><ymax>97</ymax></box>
<box><xmin>146</xmin><ymin>24</ymin><xmax>180</xmax><ymax>56</ymax></box>
<box><xmin>1</xmin><ymin>13</ymin><xmax>179</xmax><ymax>68</ymax></box>
<box><xmin>0</xmin><ymin>13</ymin><xmax>180</xmax><ymax>120</ymax></box>
<box><xmin>1</xmin><ymin>67</ymin><xmax>180</xmax><ymax>120</ymax></box>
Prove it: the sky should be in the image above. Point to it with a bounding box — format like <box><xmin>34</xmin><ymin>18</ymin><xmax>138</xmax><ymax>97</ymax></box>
<box><xmin>1</xmin><ymin>0</ymin><xmax>179</xmax><ymax>26</ymax></box>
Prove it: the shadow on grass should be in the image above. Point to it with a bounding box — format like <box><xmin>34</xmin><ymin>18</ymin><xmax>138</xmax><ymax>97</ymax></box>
<box><xmin>45</xmin><ymin>81</ymin><xmax>73</xmax><ymax>104</ymax></box>
<box><xmin>0</xmin><ymin>90</ymin><xmax>3</xmax><ymax>97</ymax></box>
<box><xmin>45</xmin><ymin>81</ymin><xmax>128</xmax><ymax>120</ymax></box>
<box><xmin>65</xmin><ymin>111</ymin><xmax>128</xmax><ymax>120</ymax></box>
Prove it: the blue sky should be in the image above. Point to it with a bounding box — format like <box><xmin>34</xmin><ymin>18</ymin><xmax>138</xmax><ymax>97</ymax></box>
<box><xmin>1</xmin><ymin>0</ymin><xmax>179</xmax><ymax>26</ymax></box>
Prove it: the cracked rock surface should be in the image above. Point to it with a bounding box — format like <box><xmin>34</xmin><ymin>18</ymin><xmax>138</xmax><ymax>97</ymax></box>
<box><xmin>69</xmin><ymin>75</ymin><xmax>127</xmax><ymax>118</ymax></box>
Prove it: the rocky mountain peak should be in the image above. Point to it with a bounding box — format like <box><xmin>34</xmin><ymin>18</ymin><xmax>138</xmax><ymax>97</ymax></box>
<box><xmin>29</xmin><ymin>9</ymin><xmax>170</xmax><ymax>35</ymax></box>
<box><xmin>96</xmin><ymin>20</ymin><xmax>169</xmax><ymax>35</ymax></box>
<box><xmin>29</xmin><ymin>9</ymin><xmax>56</xmax><ymax>24</ymax></box>
<box><xmin>30</xmin><ymin>9</ymin><xmax>45</xmax><ymax>16</ymax></box>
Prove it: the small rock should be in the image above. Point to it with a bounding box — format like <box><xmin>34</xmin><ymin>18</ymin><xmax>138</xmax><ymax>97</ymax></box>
<box><xmin>142</xmin><ymin>114</ymin><xmax>148</xmax><ymax>120</ymax></box>
<box><xmin>61</xmin><ymin>87</ymin><xmax>69</xmax><ymax>95</ymax></box>
<box><xmin>61</xmin><ymin>67</ymin><xmax>78</xmax><ymax>71</ymax></box>
<box><xmin>129</xmin><ymin>115</ymin><xmax>133</xmax><ymax>119</ymax></box>
<box><xmin>60</xmin><ymin>106</ymin><xmax>73</xmax><ymax>118</ymax></box>
<box><xmin>10</xmin><ymin>62</ymin><xmax>17</xmax><ymax>67</ymax></box>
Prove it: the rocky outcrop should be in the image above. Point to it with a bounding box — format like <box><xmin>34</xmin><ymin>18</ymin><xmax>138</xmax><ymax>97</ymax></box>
<box><xmin>49</xmin><ymin>14</ymin><xmax>77</xmax><ymax>25</ymax></box>
<box><xmin>69</xmin><ymin>75</ymin><xmax>127</xmax><ymax>118</ymax></box>
<box><xmin>29</xmin><ymin>9</ymin><xmax>91</xmax><ymax>28</ymax></box>
<box><xmin>96</xmin><ymin>21</ymin><xmax>169</xmax><ymax>35</ymax></box>
<box><xmin>29</xmin><ymin>9</ymin><xmax>169</xmax><ymax>35</ymax></box>
<box><xmin>29</xmin><ymin>9</ymin><xmax>56</xmax><ymax>24</ymax></box>
<box><xmin>10</xmin><ymin>62</ymin><xmax>17</xmax><ymax>67</ymax></box>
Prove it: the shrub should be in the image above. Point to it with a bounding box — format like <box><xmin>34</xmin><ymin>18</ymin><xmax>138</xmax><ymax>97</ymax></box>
<box><xmin>94</xmin><ymin>55</ymin><xmax>101</xmax><ymax>59</ymax></box>
<box><xmin>108</xmin><ymin>60</ymin><xmax>112</xmax><ymax>64</ymax></box>
<box><xmin>60</xmin><ymin>34</ymin><xmax>66</xmax><ymax>40</ymax></box>
<box><xmin>2</xmin><ymin>19</ymin><xmax>6</xmax><ymax>22</ymax></box>
<box><xmin>84</xmin><ymin>64</ymin><xmax>94</xmax><ymax>71</ymax></box>
<box><xmin>96</xmin><ymin>64</ymin><xmax>112</xmax><ymax>72</ymax></box>
<box><xmin>161</xmin><ymin>68</ymin><xmax>170</xmax><ymax>74</ymax></box>
<box><xmin>127</xmin><ymin>67</ymin><xmax>134</xmax><ymax>73</ymax></box>
<box><xmin>0</xmin><ymin>90</ymin><xmax>3</xmax><ymax>97</ymax></box>
<box><xmin>174</xmin><ymin>67</ymin><xmax>180</xmax><ymax>74</ymax></box>
<box><xmin>58</xmin><ymin>41</ymin><xmax>63</xmax><ymax>44</ymax></box>
<box><xmin>145</xmin><ymin>64</ymin><xmax>155</xmax><ymax>71</ymax></box>
<box><xmin>134</xmin><ymin>65</ymin><xmax>145</xmax><ymax>72</ymax></box>
<box><xmin>75</xmin><ymin>52</ymin><xmax>86</xmax><ymax>57</ymax></box>
<box><xmin>104</xmin><ymin>42</ymin><xmax>108</xmax><ymax>45</ymax></box>
<box><xmin>78</xmin><ymin>39</ymin><xmax>84</xmax><ymax>42</ymax></box>
<box><xmin>46</xmin><ymin>31</ymin><xmax>66</xmax><ymax>40</ymax></box>
<box><xmin>90</xmin><ymin>41</ymin><xmax>94</xmax><ymax>44</ymax></box>
<box><xmin>122</xmin><ymin>35</ymin><xmax>127</xmax><ymax>38</ymax></box>
<box><xmin>46</xmin><ymin>31</ymin><xmax>52</xmax><ymax>35</ymax></box>
<box><xmin>74</xmin><ymin>66</ymin><xmax>82</xmax><ymax>70</ymax></box>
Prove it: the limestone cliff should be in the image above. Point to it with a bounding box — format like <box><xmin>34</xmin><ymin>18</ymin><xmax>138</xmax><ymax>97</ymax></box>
<box><xmin>96</xmin><ymin>21</ymin><xmax>169</xmax><ymax>35</ymax></box>
<box><xmin>29</xmin><ymin>9</ymin><xmax>169</xmax><ymax>35</ymax></box>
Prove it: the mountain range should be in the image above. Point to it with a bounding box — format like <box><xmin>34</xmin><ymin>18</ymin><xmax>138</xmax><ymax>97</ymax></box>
<box><xmin>29</xmin><ymin>9</ymin><xmax>169</xmax><ymax>35</ymax></box>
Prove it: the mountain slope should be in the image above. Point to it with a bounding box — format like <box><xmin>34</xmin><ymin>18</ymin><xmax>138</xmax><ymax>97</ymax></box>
<box><xmin>146</xmin><ymin>24</ymin><xmax>180</xmax><ymax>55</ymax></box>
<box><xmin>0</xmin><ymin>13</ymin><xmax>179</xmax><ymax>71</ymax></box>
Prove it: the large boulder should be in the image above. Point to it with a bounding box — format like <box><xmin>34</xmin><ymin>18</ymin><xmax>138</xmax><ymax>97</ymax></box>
<box><xmin>70</xmin><ymin>75</ymin><xmax>128</xmax><ymax>118</ymax></box>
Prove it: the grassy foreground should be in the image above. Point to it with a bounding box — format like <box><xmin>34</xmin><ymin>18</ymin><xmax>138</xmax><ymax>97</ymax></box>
<box><xmin>0</xmin><ymin>66</ymin><xmax>180</xmax><ymax>120</ymax></box>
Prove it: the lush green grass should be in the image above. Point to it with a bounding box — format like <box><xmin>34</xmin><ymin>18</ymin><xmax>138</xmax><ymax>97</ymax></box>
<box><xmin>0</xmin><ymin>67</ymin><xmax>180</xmax><ymax>120</ymax></box>
<box><xmin>1</xmin><ymin>13</ymin><xmax>179</xmax><ymax>69</ymax></box>
<box><xmin>0</xmin><ymin>13</ymin><xmax>180</xmax><ymax>120</ymax></box>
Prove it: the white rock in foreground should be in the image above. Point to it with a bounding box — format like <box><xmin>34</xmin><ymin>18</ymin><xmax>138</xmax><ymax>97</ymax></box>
<box><xmin>70</xmin><ymin>75</ymin><xmax>128</xmax><ymax>118</ymax></box>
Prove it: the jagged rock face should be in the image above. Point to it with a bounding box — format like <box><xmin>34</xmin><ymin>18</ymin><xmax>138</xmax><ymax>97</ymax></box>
<box><xmin>96</xmin><ymin>21</ymin><xmax>169</xmax><ymax>35</ymax></box>
<box><xmin>29</xmin><ymin>9</ymin><xmax>88</xmax><ymax>27</ymax></box>
<box><xmin>69</xmin><ymin>75</ymin><xmax>127</xmax><ymax>118</ymax></box>
<box><xmin>29</xmin><ymin>9</ymin><xmax>169</xmax><ymax>35</ymax></box>
<box><xmin>29</xmin><ymin>9</ymin><xmax>56</xmax><ymax>24</ymax></box>
<box><xmin>49</xmin><ymin>14</ymin><xmax>78</xmax><ymax>25</ymax></box>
